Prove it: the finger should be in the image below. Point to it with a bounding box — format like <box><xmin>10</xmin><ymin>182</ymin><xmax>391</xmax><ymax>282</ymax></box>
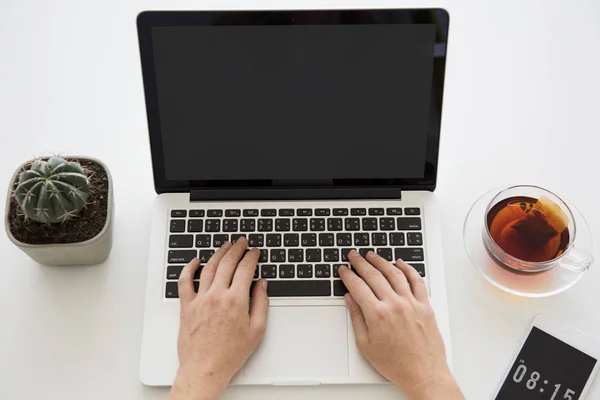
<box><xmin>199</xmin><ymin>242</ymin><xmax>232</xmax><ymax>293</ymax></box>
<box><xmin>396</xmin><ymin>259</ymin><xmax>429</xmax><ymax>303</ymax></box>
<box><xmin>348</xmin><ymin>250</ymin><xmax>395</xmax><ymax>300</ymax></box>
<box><xmin>213</xmin><ymin>237</ymin><xmax>249</xmax><ymax>288</ymax></box>
<box><xmin>344</xmin><ymin>294</ymin><xmax>368</xmax><ymax>343</ymax></box>
<box><xmin>250</xmin><ymin>279</ymin><xmax>269</xmax><ymax>335</ymax></box>
<box><xmin>338</xmin><ymin>265</ymin><xmax>378</xmax><ymax>310</ymax></box>
<box><xmin>231</xmin><ymin>248</ymin><xmax>260</xmax><ymax>291</ymax></box>
<box><xmin>365</xmin><ymin>251</ymin><xmax>411</xmax><ymax>295</ymax></box>
<box><xmin>178</xmin><ymin>258</ymin><xmax>201</xmax><ymax>304</ymax></box>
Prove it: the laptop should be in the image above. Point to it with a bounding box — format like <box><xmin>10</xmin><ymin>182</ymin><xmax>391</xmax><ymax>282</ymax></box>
<box><xmin>137</xmin><ymin>9</ymin><xmax>451</xmax><ymax>386</ymax></box>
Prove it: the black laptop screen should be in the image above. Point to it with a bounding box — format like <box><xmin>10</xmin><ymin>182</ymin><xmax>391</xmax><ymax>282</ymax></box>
<box><xmin>150</xmin><ymin>23</ymin><xmax>438</xmax><ymax>182</ymax></box>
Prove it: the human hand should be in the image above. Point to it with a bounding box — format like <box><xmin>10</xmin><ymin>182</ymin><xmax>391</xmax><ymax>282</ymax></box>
<box><xmin>169</xmin><ymin>238</ymin><xmax>269</xmax><ymax>400</ymax></box>
<box><xmin>340</xmin><ymin>250</ymin><xmax>464</xmax><ymax>400</ymax></box>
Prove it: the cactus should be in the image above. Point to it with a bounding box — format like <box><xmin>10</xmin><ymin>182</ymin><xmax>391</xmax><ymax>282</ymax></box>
<box><xmin>14</xmin><ymin>157</ymin><xmax>91</xmax><ymax>224</ymax></box>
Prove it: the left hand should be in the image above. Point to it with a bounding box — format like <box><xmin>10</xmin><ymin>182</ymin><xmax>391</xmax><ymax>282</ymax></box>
<box><xmin>169</xmin><ymin>238</ymin><xmax>269</xmax><ymax>400</ymax></box>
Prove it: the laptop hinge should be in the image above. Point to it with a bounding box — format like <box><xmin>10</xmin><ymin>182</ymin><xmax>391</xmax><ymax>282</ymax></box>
<box><xmin>189</xmin><ymin>187</ymin><xmax>402</xmax><ymax>201</ymax></box>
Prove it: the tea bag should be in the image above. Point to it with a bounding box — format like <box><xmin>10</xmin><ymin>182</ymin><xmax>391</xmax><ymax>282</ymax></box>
<box><xmin>510</xmin><ymin>196</ymin><xmax>568</xmax><ymax>249</ymax></box>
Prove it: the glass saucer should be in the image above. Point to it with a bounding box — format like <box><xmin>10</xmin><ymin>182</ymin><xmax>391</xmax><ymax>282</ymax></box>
<box><xmin>463</xmin><ymin>186</ymin><xmax>593</xmax><ymax>298</ymax></box>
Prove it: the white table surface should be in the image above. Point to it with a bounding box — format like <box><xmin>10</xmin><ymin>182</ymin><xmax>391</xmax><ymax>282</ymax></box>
<box><xmin>1</xmin><ymin>0</ymin><xmax>599</xmax><ymax>398</ymax></box>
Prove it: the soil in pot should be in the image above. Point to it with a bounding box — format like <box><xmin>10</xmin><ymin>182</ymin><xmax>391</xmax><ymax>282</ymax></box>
<box><xmin>8</xmin><ymin>159</ymin><xmax>109</xmax><ymax>245</ymax></box>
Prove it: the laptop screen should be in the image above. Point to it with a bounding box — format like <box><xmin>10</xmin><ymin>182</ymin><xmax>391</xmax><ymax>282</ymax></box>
<box><xmin>138</xmin><ymin>10</ymin><xmax>448</xmax><ymax>193</ymax></box>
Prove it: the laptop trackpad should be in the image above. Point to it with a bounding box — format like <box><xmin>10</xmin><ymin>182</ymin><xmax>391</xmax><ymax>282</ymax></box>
<box><xmin>244</xmin><ymin>306</ymin><xmax>349</xmax><ymax>380</ymax></box>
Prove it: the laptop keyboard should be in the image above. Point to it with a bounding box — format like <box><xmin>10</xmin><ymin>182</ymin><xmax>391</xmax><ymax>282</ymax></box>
<box><xmin>165</xmin><ymin>207</ymin><xmax>426</xmax><ymax>299</ymax></box>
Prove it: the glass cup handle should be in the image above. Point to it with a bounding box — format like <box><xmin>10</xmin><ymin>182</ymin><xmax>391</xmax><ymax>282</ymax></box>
<box><xmin>559</xmin><ymin>247</ymin><xmax>594</xmax><ymax>273</ymax></box>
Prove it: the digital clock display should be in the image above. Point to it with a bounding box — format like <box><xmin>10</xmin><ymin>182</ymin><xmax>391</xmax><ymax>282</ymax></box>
<box><xmin>496</xmin><ymin>327</ymin><xmax>597</xmax><ymax>399</ymax></box>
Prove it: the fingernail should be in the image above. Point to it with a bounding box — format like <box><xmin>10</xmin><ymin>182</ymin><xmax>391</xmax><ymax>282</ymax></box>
<box><xmin>367</xmin><ymin>251</ymin><xmax>375</xmax><ymax>257</ymax></box>
<box><xmin>261</xmin><ymin>279</ymin><xmax>268</xmax><ymax>289</ymax></box>
<box><xmin>222</xmin><ymin>241</ymin><xmax>232</xmax><ymax>248</ymax></box>
<box><xmin>338</xmin><ymin>265</ymin><xmax>347</xmax><ymax>271</ymax></box>
<box><xmin>344</xmin><ymin>294</ymin><xmax>352</xmax><ymax>306</ymax></box>
<box><xmin>397</xmin><ymin>258</ymin><xmax>403</xmax><ymax>263</ymax></box>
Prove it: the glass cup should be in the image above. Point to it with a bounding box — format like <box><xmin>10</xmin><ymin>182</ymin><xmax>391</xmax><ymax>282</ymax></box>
<box><xmin>482</xmin><ymin>185</ymin><xmax>594</xmax><ymax>273</ymax></box>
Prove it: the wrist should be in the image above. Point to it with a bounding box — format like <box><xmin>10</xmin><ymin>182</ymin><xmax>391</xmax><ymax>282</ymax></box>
<box><xmin>399</xmin><ymin>367</ymin><xmax>464</xmax><ymax>400</ymax></box>
<box><xmin>169</xmin><ymin>367</ymin><xmax>229</xmax><ymax>400</ymax></box>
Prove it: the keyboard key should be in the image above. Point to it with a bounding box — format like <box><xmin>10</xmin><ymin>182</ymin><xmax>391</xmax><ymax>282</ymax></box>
<box><xmin>266</xmin><ymin>234</ymin><xmax>281</xmax><ymax>247</ymax></box>
<box><xmin>405</xmin><ymin>208</ymin><xmax>421</xmax><ymax>216</ymax></box>
<box><xmin>333</xmin><ymin>280</ymin><xmax>348</xmax><ymax>296</ymax></box>
<box><xmin>187</xmin><ymin>220</ymin><xmax>203</xmax><ymax>233</ymax></box>
<box><xmin>225</xmin><ymin>209</ymin><xmax>241</xmax><ymax>217</ymax></box>
<box><xmin>261</xmin><ymin>209</ymin><xmax>277</xmax><ymax>217</ymax></box>
<box><xmin>275</xmin><ymin>218</ymin><xmax>291</xmax><ymax>232</ymax></box>
<box><xmin>386</xmin><ymin>208</ymin><xmax>403</xmax><ymax>215</ymax></box>
<box><xmin>362</xmin><ymin>218</ymin><xmax>378</xmax><ymax>231</ymax></box>
<box><xmin>288</xmin><ymin>249</ymin><xmax>304</xmax><ymax>262</ymax></box>
<box><xmin>368</xmin><ymin>208</ymin><xmax>384</xmax><ymax>216</ymax></box>
<box><xmin>248</xmin><ymin>234</ymin><xmax>264</xmax><ymax>247</ymax></box>
<box><xmin>284</xmin><ymin>233</ymin><xmax>299</xmax><ymax>247</ymax></box>
<box><xmin>259</xmin><ymin>249</ymin><xmax>268</xmax><ymax>262</ymax></box>
<box><xmin>171</xmin><ymin>210</ymin><xmax>186</xmax><ymax>218</ymax></box>
<box><xmin>333</xmin><ymin>208</ymin><xmax>348</xmax><ymax>216</ymax></box>
<box><xmin>336</xmin><ymin>233</ymin><xmax>352</xmax><ymax>246</ymax></box>
<box><xmin>279</xmin><ymin>209</ymin><xmax>294</xmax><ymax>216</ymax></box>
<box><xmin>377</xmin><ymin>248</ymin><xmax>393</xmax><ymax>261</ymax></box>
<box><xmin>194</xmin><ymin>234</ymin><xmax>211</xmax><ymax>248</ymax></box>
<box><xmin>271</xmin><ymin>249</ymin><xmax>286</xmax><ymax>262</ymax></box>
<box><xmin>297</xmin><ymin>264</ymin><xmax>313</xmax><ymax>278</ymax></box>
<box><xmin>223</xmin><ymin>219</ymin><xmax>238</xmax><ymax>232</ymax></box>
<box><xmin>301</xmin><ymin>233</ymin><xmax>317</xmax><ymax>247</ymax></box>
<box><xmin>310</xmin><ymin>218</ymin><xmax>325</xmax><ymax>231</ymax></box>
<box><xmin>341</xmin><ymin>248</ymin><xmax>355</xmax><ymax>262</ymax></box>
<box><xmin>207</xmin><ymin>210</ymin><xmax>223</xmax><ymax>217</ymax></box>
<box><xmin>199</xmin><ymin>249</ymin><xmax>215</xmax><ymax>263</ymax></box>
<box><xmin>292</xmin><ymin>218</ymin><xmax>308</xmax><ymax>232</ymax></box>
<box><xmin>351</xmin><ymin>208</ymin><xmax>367</xmax><ymax>216</ymax></box>
<box><xmin>166</xmin><ymin>266</ymin><xmax>184</xmax><ymax>280</ymax></box>
<box><xmin>409</xmin><ymin>263</ymin><xmax>426</xmax><ymax>277</ymax></box>
<box><xmin>354</xmin><ymin>233</ymin><xmax>370</xmax><ymax>246</ymax></box>
<box><xmin>165</xmin><ymin>282</ymin><xmax>179</xmax><ymax>298</ymax></box>
<box><xmin>323</xmin><ymin>248</ymin><xmax>339</xmax><ymax>262</ymax></box>
<box><xmin>261</xmin><ymin>265</ymin><xmax>277</xmax><ymax>278</ymax></box>
<box><xmin>372</xmin><ymin>233</ymin><xmax>387</xmax><ymax>246</ymax></box>
<box><xmin>306</xmin><ymin>249</ymin><xmax>322</xmax><ymax>262</ymax></box>
<box><xmin>231</xmin><ymin>234</ymin><xmax>246</xmax><ymax>243</ymax></box>
<box><xmin>243</xmin><ymin>209</ymin><xmax>259</xmax><ymax>217</ymax></box>
<box><xmin>258</xmin><ymin>219</ymin><xmax>273</xmax><ymax>232</ymax></box>
<box><xmin>315</xmin><ymin>208</ymin><xmax>331</xmax><ymax>216</ymax></box>
<box><xmin>319</xmin><ymin>233</ymin><xmax>334</xmax><ymax>247</ymax></box>
<box><xmin>394</xmin><ymin>248</ymin><xmax>424</xmax><ymax>262</ymax></box>
<box><xmin>169</xmin><ymin>234</ymin><xmax>194</xmax><ymax>248</ymax></box>
<box><xmin>213</xmin><ymin>234</ymin><xmax>229</xmax><ymax>247</ymax></box>
<box><xmin>397</xmin><ymin>217</ymin><xmax>422</xmax><ymax>230</ymax></box>
<box><xmin>333</xmin><ymin>264</ymin><xmax>348</xmax><ymax>278</ymax></box>
<box><xmin>359</xmin><ymin>248</ymin><xmax>374</xmax><ymax>257</ymax></box>
<box><xmin>193</xmin><ymin>267</ymin><xmax>202</xmax><ymax>279</ymax></box>
<box><xmin>390</xmin><ymin>233</ymin><xmax>406</xmax><ymax>246</ymax></box>
<box><xmin>327</xmin><ymin>218</ymin><xmax>343</xmax><ymax>231</ymax></box>
<box><xmin>254</xmin><ymin>266</ymin><xmax>259</xmax><ymax>279</ymax></box>
<box><xmin>265</xmin><ymin>280</ymin><xmax>330</xmax><ymax>297</ymax></box>
<box><xmin>380</xmin><ymin>218</ymin><xmax>395</xmax><ymax>231</ymax></box>
<box><xmin>407</xmin><ymin>232</ymin><xmax>423</xmax><ymax>246</ymax></box>
<box><xmin>170</xmin><ymin>220</ymin><xmax>186</xmax><ymax>233</ymax></box>
<box><xmin>240</xmin><ymin>219</ymin><xmax>256</xmax><ymax>232</ymax></box>
<box><xmin>189</xmin><ymin>210</ymin><xmax>205</xmax><ymax>218</ymax></box>
<box><xmin>297</xmin><ymin>209</ymin><xmax>312</xmax><ymax>216</ymax></box>
<box><xmin>345</xmin><ymin>218</ymin><xmax>360</xmax><ymax>231</ymax></box>
<box><xmin>279</xmin><ymin>264</ymin><xmax>295</xmax><ymax>278</ymax></box>
<box><xmin>315</xmin><ymin>264</ymin><xmax>331</xmax><ymax>278</ymax></box>
<box><xmin>168</xmin><ymin>250</ymin><xmax>197</xmax><ymax>264</ymax></box>
<box><xmin>205</xmin><ymin>219</ymin><xmax>220</xmax><ymax>232</ymax></box>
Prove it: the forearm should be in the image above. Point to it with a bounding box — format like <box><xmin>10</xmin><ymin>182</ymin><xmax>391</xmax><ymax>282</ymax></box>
<box><xmin>168</xmin><ymin>368</ymin><xmax>228</xmax><ymax>400</ymax></box>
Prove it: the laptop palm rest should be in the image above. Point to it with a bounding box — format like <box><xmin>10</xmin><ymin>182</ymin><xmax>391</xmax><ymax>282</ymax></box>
<box><xmin>243</xmin><ymin>306</ymin><xmax>349</xmax><ymax>382</ymax></box>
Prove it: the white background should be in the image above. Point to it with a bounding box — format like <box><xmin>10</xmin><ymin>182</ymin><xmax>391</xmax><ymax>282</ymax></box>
<box><xmin>1</xmin><ymin>0</ymin><xmax>599</xmax><ymax>399</ymax></box>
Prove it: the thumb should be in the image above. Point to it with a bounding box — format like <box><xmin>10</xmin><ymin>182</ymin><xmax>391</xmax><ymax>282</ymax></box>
<box><xmin>345</xmin><ymin>294</ymin><xmax>368</xmax><ymax>343</ymax></box>
<box><xmin>250</xmin><ymin>279</ymin><xmax>269</xmax><ymax>335</ymax></box>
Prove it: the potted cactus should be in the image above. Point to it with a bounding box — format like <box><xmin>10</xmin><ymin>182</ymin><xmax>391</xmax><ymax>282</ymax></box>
<box><xmin>4</xmin><ymin>156</ymin><xmax>113</xmax><ymax>265</ymax></box>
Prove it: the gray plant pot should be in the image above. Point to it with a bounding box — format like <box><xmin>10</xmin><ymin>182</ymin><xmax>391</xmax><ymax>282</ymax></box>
<box><xmin>4</xmin><ymin>156</ymin><xmax>114</xmax><ymax>266</ymax></box>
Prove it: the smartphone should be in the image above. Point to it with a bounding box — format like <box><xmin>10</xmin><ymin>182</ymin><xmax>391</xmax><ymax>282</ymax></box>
<box><xmin>494</xmin><ymin>314</ymin><xmax>600</xmax><ymax>400</ymax></box>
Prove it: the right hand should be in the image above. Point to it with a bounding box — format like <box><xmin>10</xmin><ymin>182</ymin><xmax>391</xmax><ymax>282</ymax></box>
<box><xmin>339</xmin><ymin>250</ymin><xmax>464</xmax><ymax>400</ymax></box>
